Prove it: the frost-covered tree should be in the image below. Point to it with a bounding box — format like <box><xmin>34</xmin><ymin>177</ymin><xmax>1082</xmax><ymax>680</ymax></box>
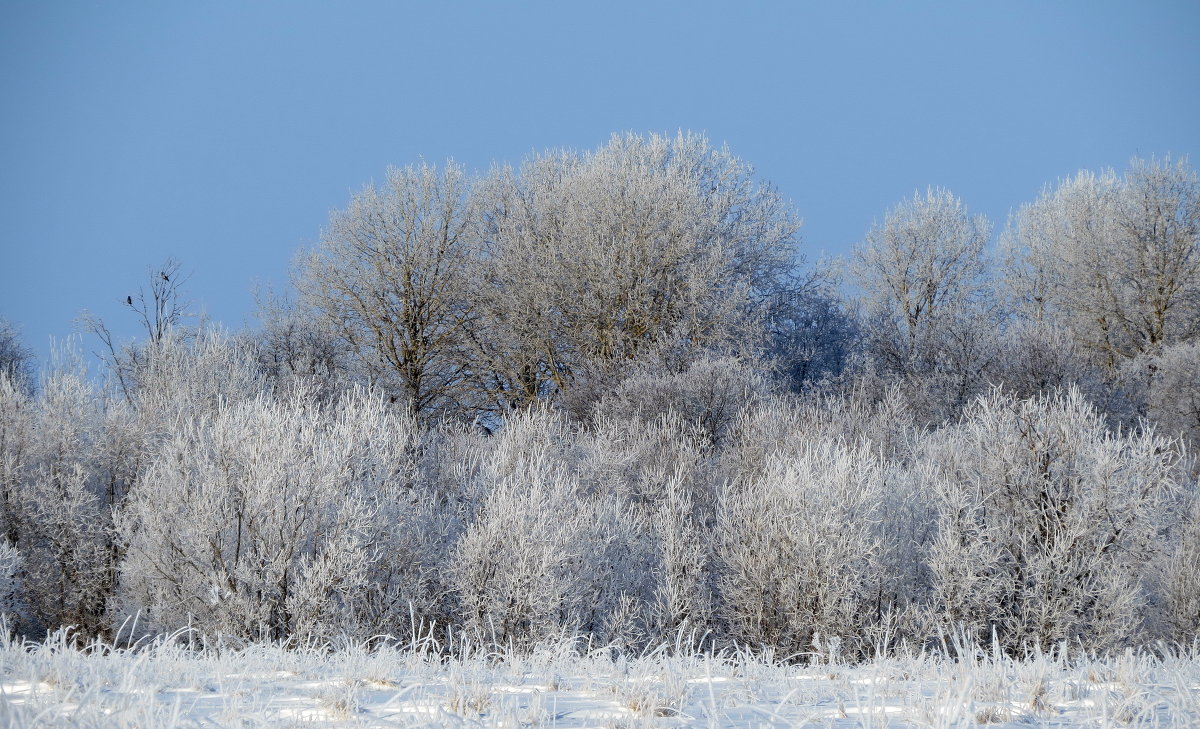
<box><xmin>296</xmin><ymin>161</ymin><xmax>477</xmax><ymax>419</ymax></box>
<box><xmin>852</xmin><ymin>188</ymin><xmax>998</xmax><ymax>421</ymax></box>
<box><xmin>1003</xmin><ymin>157</ymin><xmax>1200</xmax><ymax>368</ymax></box>
<box><xmin>470</xmin><ymin>132</ymin><xmax>800</xmax><ymax>412</ymax></box>
<box><xmin>247</xmin><ymin>287</ymin><xmax>350</xmax><ymax>403</ymax></box>
<box><xmin>853</xmin><ymin>188</ymin><xmax>992</xmax><ymax>354</ymax></box>
<box><xmin>0</xmin><ymin>318</ymin><xmax>34</xmax><ymax>395</ymax></box>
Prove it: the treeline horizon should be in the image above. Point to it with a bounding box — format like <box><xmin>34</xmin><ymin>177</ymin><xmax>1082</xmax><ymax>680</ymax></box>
<box><xmin>0</xmin><ymin>132</ymin><xmax>1197</xmax><ymax>658</ymax></box>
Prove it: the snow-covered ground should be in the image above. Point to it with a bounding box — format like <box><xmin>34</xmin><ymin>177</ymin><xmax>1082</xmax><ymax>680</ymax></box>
<box><xmin>1</xmin><ymin>630</ymin><xmax>1197</xmax><ymax>728</ymax></box>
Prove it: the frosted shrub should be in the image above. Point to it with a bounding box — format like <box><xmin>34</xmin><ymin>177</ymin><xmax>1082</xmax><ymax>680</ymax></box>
<box><xmin>118</xmin><ymin>386</ymin><xmax>417</xmax><ymax>640</ymax></box>
<box><xmin>590</xmin><ymin>355</ymin><xmax>767</xmax><ymax>447</ymax></box>
<box><xmin>581</xmin><ymin>411</ymin><xmax>713</xmax><ymax>509</ymax></box>
<box><xmin>449</xmin><ymin>411</ymin><xmax>654</xmax><ymax>650</ymax></box>
<box><xmin>576</xmin><ymin>413</ymin><xmax>719</xmax><ymax>643</ymax></box>
<box><xmin>1119</xmin><ymin>340</ymin><xmax>1200</xmax><ymax>455</ymax></box>
<box><xmin>717</xmin><ymin>440</ymin><xmax>885</xmax><ymax>658</ymax></box>
<box><xmin>347</xmin><ymin>407</ymin><xmax>467</xmax><ymax>639</ymax></box>
<box><xmin>645</xmin><ymin>469</ymin><xmax>717</xmax><ymax>642</ymax></box>
<box><xmin>130</xmin><ymin>328</ymin><xmax>264</xmax><ymax>425</ymax></box>
<box><xmin>869</xmin><ymin>463</ymin><xmax>936</xmax><ymax>641</ymax></box>
<box><xmin>0</xmin><ymin>373</ymin><xmax>33</xmax><ymax>548</ymax></box>
<box><xmin>16</xmin><ymin>359</ymin><xmax>114</xmax><ymax>638</ymax></box>
<box><xmin>720</xmin><ymin>392</ymin><xmax>931</xmax><ymax>646</ymax></box>
<box><xmin>0</xmin><ymin>539</ymin><xmax>20</xmax><ymax>621</ymax></box>
<box><xmin>1160</xmin><ymin>491</ymin><xmax>1200</xmax><ymax>642</ymax></box>
<box><xmin>924</xmin><ymin>388</ymin><xmax>1183</xmax><ymax>652</ymax></box>
<box><xmin>2</xmin><ymin>363</ymin><xmax>132</xmax><ymax>639</ymax></box>
<box><xmin>727</xmin><ymin>387</ymin><xmax>917</xmax><ymax>481</ymax></box>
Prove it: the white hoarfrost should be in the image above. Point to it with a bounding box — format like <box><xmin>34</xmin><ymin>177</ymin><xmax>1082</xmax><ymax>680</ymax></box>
<box><xmin>1</xmin><ymin>630</ymin><xmax>1198</xmax><ymax>728</ymax></box>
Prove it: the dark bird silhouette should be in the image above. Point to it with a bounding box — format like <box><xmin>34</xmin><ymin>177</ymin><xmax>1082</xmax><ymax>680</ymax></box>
<box><xmin>161</xmin><ymin>272</ymin><xmax>170</xmax><ymax>281</ymax></box>
<box><xmin>126</xmin><ymin>296</ymin><xmax>133</xmax><ymax>306</ymax></box>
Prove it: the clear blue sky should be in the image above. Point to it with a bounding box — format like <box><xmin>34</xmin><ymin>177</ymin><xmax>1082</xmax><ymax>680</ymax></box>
<box><xmin>2</xmin><ymin>0</ymin><xmax>1197</xmax><ymax>367</ymax></box>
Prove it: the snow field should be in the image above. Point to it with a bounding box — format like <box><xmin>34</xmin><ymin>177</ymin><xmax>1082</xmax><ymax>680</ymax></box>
<box><xmin>1</xmin><ymin>630</ymin><xmax>1198</xmax><ymax>728</ymax></box>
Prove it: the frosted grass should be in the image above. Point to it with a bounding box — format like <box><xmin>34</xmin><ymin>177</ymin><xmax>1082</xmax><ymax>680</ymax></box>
<box><xmin>2</xmin><ymin>627</ymin><xmax>1198</xmax><ymax>728</ymax></box>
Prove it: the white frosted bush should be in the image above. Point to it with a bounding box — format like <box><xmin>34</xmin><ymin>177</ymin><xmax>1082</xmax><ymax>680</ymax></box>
<box><xmin>728</xmin><ymin>388</ymin><xmax>917</xmax><ymax>480</ymax></box>
<box><xmin>574</xmin><ymin>413</ymin><xmax>720</xmax><ymax>643</ymax></box>
<box><xmin>130</xmin><ymin>328</ymin><xmax>264</xmax><ymax>426</ymax></box>
<box><xmin>118</xmin><ymin>386</ymin><xmax>418</xmax><ymax>640</ymax></box>
<box><xmin>16</xmin><ymin>357</ymin><xmax>114</xmax><ymax>637</ymax></box>
<box><xmin>0</xmin><ymin>373</ymin><xmax>32</xmax><ymax>551</ymax></box>
<box><xmin>646</xmin><ymin>469</ymin><xmax>716</xmax><ymax>641</ymax></box>
<box><xmin>1160</xmin><ymin>491</ymin><xmax>1200</xmax><ymax>642</ymax></box>
<box><xmin>923</xmin><ymin>388</ymin><xmax>1183</xmax><ymax>652</ymax></box>
<box><xmin>0</xmin><ymin>539</ymin><xmax>20</xmax><ymax>622</ymax></box>
<box><xmin>590</xmin><ymin>355</ymin><xmax>767</xmax><ymax>447</ymax></box>
<box><xmin>449</xmin><ymin>411</ymin><xmax>654</xmax><ymax>650</ymax></box>
<box><xmin>717</xmin><ymin>439</ymin><xmax>885</xmax><ymax>657</ymax></box>
<box><xmin>581</xmin><ymin>411</ymin><xmax>712</xmax><ymax>509</ymax></box>
<box><xmin>1119</xmin><ymin>340</ymin><xmax>1200</xmax><ymax>454</ymax></box>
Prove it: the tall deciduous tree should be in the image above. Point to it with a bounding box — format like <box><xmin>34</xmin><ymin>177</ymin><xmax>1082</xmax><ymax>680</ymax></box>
<box><xmin>853</xmin><ymin>188</ymin><xmax>992</xmax><ymax>358</ymax></box>
<box><xmin>851</xmin><ymin>188</ymin><xmax>996</xmax><ymax>420</ymax></box>
<box><xmin>1003</xmin><ymin>157</ymin><xmax>1200</xmax><ymax>368</ymax></box>
<box><xmin>296</xmin><ymin>161</ymin><xmax>477</xmax><ymax>419</ymax></box>
<box><xmin>0</xmin><ymin>318</ymin><xmax>34</xmax><ymax>394</ymax></box>
<box><xmin>470</xmin><ymin>132</ymin><xmax>800</xmax><ymax>412</ymax></box>
<box><xmin>78</xmin><ymin>258</ymin><xmax>194</xmax><ymax>404</ymax></box>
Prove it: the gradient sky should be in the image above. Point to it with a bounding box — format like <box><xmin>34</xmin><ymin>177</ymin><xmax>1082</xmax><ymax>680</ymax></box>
<box><xmin>2</xmin><ymin>0</ymin><xmax>1198</xmax><ymax>367</ymax></box>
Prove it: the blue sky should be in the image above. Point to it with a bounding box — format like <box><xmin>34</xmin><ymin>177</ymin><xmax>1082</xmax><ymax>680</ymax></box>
<box><xmin>2</xmin><ymin>0</ymin><xmax>1198</xmax><ymax>366</ymax></box>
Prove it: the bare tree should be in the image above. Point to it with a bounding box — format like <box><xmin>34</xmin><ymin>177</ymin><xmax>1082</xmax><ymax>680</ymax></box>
<box><xmin>851</xmin><ymin>188</ymin><xmax>998</xmax><ymax>421</ymax></box>
<box><xmin>470</xmin><ymin>132</ymin><xmax>800</xmax><ymax>413</ymax></box>
<box><xmin>78</xmin><ymin>258</ymin><xmax>193</xmax><ymax>403</ymax></box>
<box><xmin>0</xmin><ymin>318</ymin><xmax>34</xmax><ymax>397</ymax></box>
<box><xmin>853</xmin><ymin>187</ymin><xmax>992</xmax><ymax>358</ymax></box>
<box><xmin>128</xmin><ymin>258</ymin><xmax>192</xmax><ymax>344</ymax></box>
<box><xmin>1002</xmin><ymin>157</ymin><xmax>1200</xmax><ymax>368</ymax></box>
<box><xmin>295</xmin><ymin>161</ymin><xmax>477</xmax><ymax>419</ymax></box>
